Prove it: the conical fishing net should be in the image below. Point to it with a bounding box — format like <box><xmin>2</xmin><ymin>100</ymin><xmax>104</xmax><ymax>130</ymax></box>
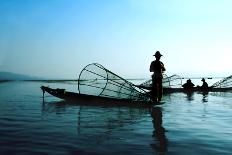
<box><xmin>212</xmin><ymin>75</ymin><xmax>232</xmax><ymax>88</ymax></box>
<box><xmin>78</xmin><ymin>63</ymin><xmax>149</xmax><ymax>101</ymax></box>
<box><xmin>140</xmin><ymin>74</ymin><xmax>182</xmax><ymax>88</ymax></box>
<box><xmin>163</xmin><ymin>74</ymin><xmax>182</xmax><ymax>88</ymax></box>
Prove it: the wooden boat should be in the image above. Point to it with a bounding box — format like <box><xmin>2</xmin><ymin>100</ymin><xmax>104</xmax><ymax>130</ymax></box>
<box><xmin>137</xmin><ymin>85</ymin><xmax>232</xmax><ymax>94</ymax></box>
<box><xmin>40</xmin><ymin>63</ymin><xmax>159</xmax><ymax>107</ymax></box>
<box><xmin>40</xmin><ymin>63</ymin><xmax>231</xmax><ymax>106</ymax></box>
<box><xmin>163</xmin><ymin>87</ymin><xmax>232</xmax><ymax>93</ymax></box>
<box><xmin>139</xmin><ymin>74</ymin><xmax>232</xmax><ymax>93</ymax></box>
<box><xmin>40</xmin><ymin>86</ymin><xmax>156</xmax><ymax>107</ymax></box>
<box><xmin>138</xmin><ymin>85</ymin><xmax>232</xmax><ymax>93</ymax></box>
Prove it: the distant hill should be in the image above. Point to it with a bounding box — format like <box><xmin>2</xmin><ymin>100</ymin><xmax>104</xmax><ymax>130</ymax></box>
<box><xmin>0</xmin><ymin>72</ymin><xmax>41</xmax><ymax>81</ymax></box>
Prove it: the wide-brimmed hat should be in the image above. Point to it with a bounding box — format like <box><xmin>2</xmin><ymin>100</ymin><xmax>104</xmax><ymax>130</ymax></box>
<box><xmin>153</xmin><ymin>51</ymin><xmax>163</xmax><ymax>57</ymax></box>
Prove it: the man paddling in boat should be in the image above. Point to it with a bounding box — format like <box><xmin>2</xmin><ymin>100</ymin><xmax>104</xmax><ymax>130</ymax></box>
<box><xmin>150</xmin><ymin>51</ymin><xmax>166</xmax><ymax>102</ymax></box>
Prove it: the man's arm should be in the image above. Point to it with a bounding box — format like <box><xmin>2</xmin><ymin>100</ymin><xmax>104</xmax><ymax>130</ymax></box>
<box><xmin>150</xmin><ymin>62</ymin><xmax>154</xmax><ymax>72</ymax></box>
<box><xmin>161</xmin><ymin>62</ymin><xmax>166</xmax><ymax>72</ymax></box>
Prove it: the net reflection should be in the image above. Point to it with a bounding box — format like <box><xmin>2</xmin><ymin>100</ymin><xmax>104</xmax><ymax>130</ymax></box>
<box><xmin>41</xmin><ymin>100</ymin><xmax>150</xmax><ymax>135</ymax></box>
<box><xmin>150</xmin><ymin>106</ymin><xmax>168</xmax><ymax>154</ymax></box>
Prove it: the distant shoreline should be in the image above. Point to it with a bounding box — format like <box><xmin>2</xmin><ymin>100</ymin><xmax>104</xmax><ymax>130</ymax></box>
<box><xmin>0</xmin><ymin>80</ymin><xmax>12</xmax><ymax>83</ymax></box>
<box><xmin>0</xmin><ymin>79</ymin><xmax>78</xmax><ymax>83</ymax></box>
<box><xmin>0</xmin><ymin>78</ymin><xmax>148</xmax><ymax>83</ymax></box>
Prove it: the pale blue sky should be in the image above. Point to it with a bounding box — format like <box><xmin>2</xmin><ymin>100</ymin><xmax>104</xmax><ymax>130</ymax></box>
<box><xmin>0</xmin><ymin>0</ymin><xmax>231</xmax><ymax>79</ymax></box>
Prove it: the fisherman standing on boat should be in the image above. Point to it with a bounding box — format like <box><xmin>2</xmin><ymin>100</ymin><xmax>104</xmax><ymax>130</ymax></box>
<box><xmin>150</xmin><ymin>51</ymin><xmax>166</xmax><ymax>102</ymax></box>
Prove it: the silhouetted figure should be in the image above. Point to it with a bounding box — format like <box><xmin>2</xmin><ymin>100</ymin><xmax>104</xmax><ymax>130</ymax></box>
<box><xmin>201</xmin><ymin>78</ymin><xmax>209</xmax><ymax>89</ymax></box>
<box><xmin>182</xmin><ymin>79</ymin><xmax>195</xmax><ymax>90</ymax></box>
<box><xmin>150</xmin><ymin>51</ymin><xmax>166</xmax><ymax>102</ymax></box>
<box><xmin>150</xmin><ymin>107</ymin><xmax>167</xmax><ymax>153</ymax></box>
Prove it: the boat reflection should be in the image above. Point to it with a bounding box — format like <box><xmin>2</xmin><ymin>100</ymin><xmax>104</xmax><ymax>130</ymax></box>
<box><xmin>41</xmin><ymin>100</ymin><xmax>150</xmax><ymax>115</ymax></box>
<box><xmin>41</xmin><ymin>100</ymin><xmax>72</xmax><ymax>114</ymax></box>
<box><xmin>150</xmin><ymin>106</ymin><xmax>168</xmax><ymax>154</ymax></box>
<box><xmin>41</xmin><ymin>100</ymin><xmax>150</xmax><ymax>133</ymax></box>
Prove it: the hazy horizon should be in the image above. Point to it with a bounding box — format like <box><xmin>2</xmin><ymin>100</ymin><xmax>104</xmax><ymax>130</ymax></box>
<box><xmin>0</xmin><ymin>0</ymin><xmax>231</xmax><ymax>79</ymax></box>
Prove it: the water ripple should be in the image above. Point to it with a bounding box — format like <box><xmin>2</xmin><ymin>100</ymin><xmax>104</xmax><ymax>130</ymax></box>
<box><xmin>0</xmin><ymin>82</ymin><xmax>232</xmax><ymax>155</ymax></box>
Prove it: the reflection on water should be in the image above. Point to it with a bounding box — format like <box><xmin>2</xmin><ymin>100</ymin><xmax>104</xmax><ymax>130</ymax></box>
<box><xmin>201</xmin><ymin>91</ymin><xmax>209</xmax><ymax>103</ymax></box>
<box><xmin>185</xmin><ymin>91</ymin><xmax>194</xmax><ymax>101</ymax></box>
<box><xmin>41</xmin><ymin>100</ymin><xmax>151</xmax><ymax>142</ymax></box>
<box><xmin>185</xmin><ymin>91</ymin><xmax>209</xmax><ymax>102</ymax></box>
<box><xmin>150</xmin><ymin>106</ymin><xmax>168</xmax><ymax>154</ymax></box>
<box><xmin>0</xmin><ymin>82</ymin><xmax>232</xmax><ymax>155</ymax></box>
<box><xmin>184</xmin><ymin>91</ymin><xmax>209</xmax><ymax>103</ymax></box>
<box><xmin>41</xmin><ymin>100</ymin><xmax>170</xmax><ymax>154</ymax></box>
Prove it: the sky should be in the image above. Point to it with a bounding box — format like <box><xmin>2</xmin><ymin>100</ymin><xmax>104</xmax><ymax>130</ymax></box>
<box><xmin>0</xmin><ymin>0</ymin><xmax>231</xmax><ymax>79</ymax></box>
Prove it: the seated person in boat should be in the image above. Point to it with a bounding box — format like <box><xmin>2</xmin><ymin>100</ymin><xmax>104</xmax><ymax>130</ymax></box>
<box><xmin>200</xmin><ymin>78</ymin><xmax>209</xmax><ymax>89</ymax></box>
<box><xmin>182</xmin><ymin>79</ymin><xmax>195</xmax><ymax>89</ymax></box>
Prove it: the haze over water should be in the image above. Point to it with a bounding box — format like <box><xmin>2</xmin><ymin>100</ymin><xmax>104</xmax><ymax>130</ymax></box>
<box><xmin>0</xmin><ymin>81</ymin><xmax>231</xmax><ymax>155</ymax></box>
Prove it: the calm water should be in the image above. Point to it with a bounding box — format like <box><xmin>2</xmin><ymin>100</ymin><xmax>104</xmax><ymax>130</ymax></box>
<box><xmin>0</xmin><ymin>81</ymin><xmax>231</xmax><ymax>155</ymax></box>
